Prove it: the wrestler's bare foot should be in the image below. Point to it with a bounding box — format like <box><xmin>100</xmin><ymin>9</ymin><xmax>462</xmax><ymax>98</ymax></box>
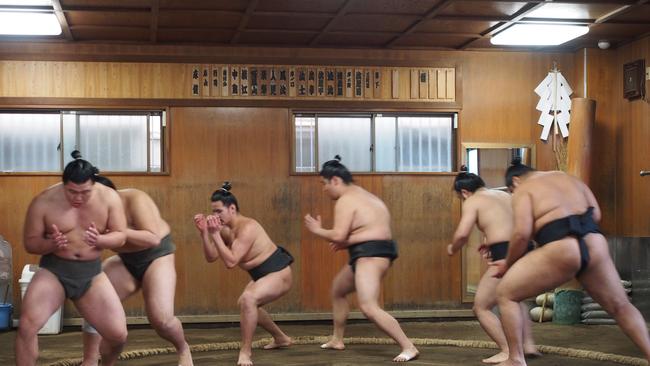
<box><xmin>178</xmin><ymin>345</ymin><xmax>194</xmax><ymax>366</ymax></box>
<box><xmin>523</xmin><ymin>345</ymin><xmax>542</xmax><ymax>359</ymax></box>
<box><xmin>495</xmin><ymin>359</ymin><xmax>526</xmax><ymax>366</ymax></box>
<box><xmin>320</xmin><ymin>338</ymin><xmax>345</xmax><ymax>350</ymax></box>
<box><xmin>393</xmin><ymin>347</ymin><xmax>419</xmax><ymax>362</ymax></box>
<box><xmin>237</xmin><ymin>351</ymin><xmax>253</xmax><ymax>366</ymax></box>
<box><xmin>263</xmin><ymin>336</ymin><xmax>293</xmax><ymax>350</ymax></box>
<box><xmin>482</xmin><ymin>351</ymin><xmax>509</xmax><ymax>364</ymax></box>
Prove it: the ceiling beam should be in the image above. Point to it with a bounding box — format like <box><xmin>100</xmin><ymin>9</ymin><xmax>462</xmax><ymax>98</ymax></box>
<box><xmin>457</xmin><ymin>1</ymin><xmax>548</xmax><ymax>50</ymax></box>
<box><xmin>51</xmin><ymin>0</ymin><xmax>73</xmax><ymax>41</ymax></box>
<box><xmin>231</xmin><ymin>0</ymin><xmax>258</xmax><ymax>44</ymax></box>
<box><xmin>150</xmin><ymin>0</ymin><xmax>159</xmax><ymax>43</ymax></box>
<box><xmin>254</xmin><ymin>11</ymin><xmax>334</xmax><ymax>19</ymax></box>
<box><xmin>595</xmin><ymin>0</ymin><xmax>649</xmax><ymax>24</ymax></box>
<box><xmin>309</xmin><ymin>0</ymin><xmax>354</xmax><ymax>46</ymax></box>
<box><xmin>384</xmin><ymin>0</ymin><xmax>455</xmax><ymax>48</ymax></box>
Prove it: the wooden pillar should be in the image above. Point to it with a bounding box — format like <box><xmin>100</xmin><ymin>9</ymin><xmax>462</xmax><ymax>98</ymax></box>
<box><xmin>560</xmin><ymin>97</ymin><xmax>596</xmax><ymax>290</ymax></box>
<box><xmin>566</xmin><ymin>98</ymin><xmax>596</xmax><ymax>184</ymax></box>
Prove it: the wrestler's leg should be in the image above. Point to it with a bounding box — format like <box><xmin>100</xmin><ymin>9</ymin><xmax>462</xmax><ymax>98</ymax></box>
<box><xmin>142</xmin><ymin>254</ymin><xmax>193</xmax><ymax>365</ymax></box>
<box><xmin>321</xmin><ymin>264</ymin><xmax>355</xmax><ymax>350</ymax></box>
<box><xmin>495</xmin><ymin>240</ymin><xmax>580</xmax><ymax>366</ymax></box>
<box><xmin>258</xmin><ymin>307</ymin><xmax>293</xmax><ymax>349</ymax></box>
<box><xmin>82</xmin><ymin>255</ymin><xmax>139</xmax><ymax>366</ymax></box>
<box><xmin>237</xmin><ymin>266</ymin><xmax>292</xmax><ymax>366</ymax></box>
<box><xmin>75</xmin><ymin>272</ymin><xmax>127</xmax><ymax>366</ymax></box>
<box><xmin>15</xmin><ymin>269</ymin><xmax>66</xmax><ymax>366</ymax></box>
<box><xmin>579</xmin><ymin>234</ymin><xmax>650</xmax><ymax>361</ymax></box>
<box><xmin>354</xmin><ymin>257</ymin><xmax>418</xmax><ymax>362</ymax></box>
<box><xmin>474</xmin><ymin>265</ymin><xmax>509</xmax><ymax>364</ymax></box>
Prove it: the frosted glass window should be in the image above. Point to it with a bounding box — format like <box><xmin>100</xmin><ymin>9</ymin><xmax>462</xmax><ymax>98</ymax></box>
<box><xmin>79</xmin><ymin>115</ymin><xmax>148</xmax><ymax>172</ymax></box>
<box><xmin>398</xmin><ymin>116</ymin><xmax>452</xmax><ymax>172</ymax></box>
<box><xmin>375</xmin><ymin>116</ymin><xmax>397</xmax><ymax>172</ymax></box>
<box><xmin>1</xmin><ymin>110</ymin><xmax>165</xmax><ymax>173</ymax></box>
<box><xmin>318</xmin><ymin>117</ymin><xmax>371</xmax><ymax>172</ymax></box>
<box><xmin>0</xmin><ymin>113</ymin><xmax>60</xmax><ymax>172</ymax></box>
<box><xmin>295</xmin><ymin>116</ymin><xmax>316</xmax><ymax>173</ymax></box>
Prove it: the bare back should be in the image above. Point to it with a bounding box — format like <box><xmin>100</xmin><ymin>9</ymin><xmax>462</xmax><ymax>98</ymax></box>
<box><xmin>24</xmin><ymin>183</ymin><xmax>122</xmax><ymax>260</ymax></box>
<box><xmin>117</xmin><ymin>188</ymin><xmax>171</xmax><ymax>252</ymax></box>
<box><xmin>472</xmin><ymin>189</ymin><xmax>514</xmax><ymax>244</ymax></box>
<box><xmin>517</xmin><ymin>171</ymin><xmax>600</xmax><ymax>232</ymax></box>
<box><xmin>221</xmin><ymin>216</ymin><xmax>278</xmax><ymax>271</ymax></box>
<box><xmin>339</xmin><ymin>185</ymin><xmax>392</xmax><ymax>244</ymax></box>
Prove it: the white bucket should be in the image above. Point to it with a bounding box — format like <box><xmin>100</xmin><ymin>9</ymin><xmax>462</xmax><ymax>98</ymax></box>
<box><xmin>19</xmin><ymin>264</ymin><xmax>63</xmax><ymax>335</ymax></box>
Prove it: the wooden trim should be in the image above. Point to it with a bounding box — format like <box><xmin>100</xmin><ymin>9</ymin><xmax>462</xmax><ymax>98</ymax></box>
<box><xmin>0</xmin><ymin>97</ymin><xmax>462</xmax><ymax>110</ymax></box>
<box><xmin>385</xmin><ymin>0</ymin><xmax>455</xmax><ymax>48</ymax></box>
<box><xmin>51</xmin><ymin>0</ymin><xmax>73</xmax><ymax>41</ymax></box>
<box><xmin>61</xmin><ymin>309</ymin><xmax>476</xmax><ymax>325</ymax></box>
<box><xmin>309</xmin><ymin>0</ymin><xmax>354</xmax><ymax>46</ymax></box>
<box><xmin>149</xmin><ymin>0</ymin><xmax>159</xmax><ymax>43</ymax></box>
<box><xmin>231</xmin><ymin>0</ymin><xmax>259</xmax><ymax>44</ymax></box>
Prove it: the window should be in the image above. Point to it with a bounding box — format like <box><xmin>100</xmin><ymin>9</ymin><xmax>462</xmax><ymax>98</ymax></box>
<box><xmin>0</xmin><ymin>110</ymin><xmax>166</xmax><ymax>173</ymax></box>
<box><xmin>293</xmin><ymin>113</ymin><xmax>455</xmax><ymax>173</ymax></box>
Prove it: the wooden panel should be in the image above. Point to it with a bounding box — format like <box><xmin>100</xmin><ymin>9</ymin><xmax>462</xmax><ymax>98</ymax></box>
<box><xmin>0</xmin><ymin>44</ymin><xmax>592</xmax><ymax>317</ymax></box>
<box><xmin>612</xmin><ymin>36</ymin><xmax>650</xmax><ymax>236</ymax></box>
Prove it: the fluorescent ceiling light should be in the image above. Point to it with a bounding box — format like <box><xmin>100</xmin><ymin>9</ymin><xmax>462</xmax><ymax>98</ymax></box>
<box><xmin>0</xmin><ymin>12</ymin><xmax>61</xmax><ymax>35</ymax></box>
<box><xmin>0</xmin><ymin>0</ymin><xmax>52</xmax><ymax>5</ymax></box>
<box><xmin>491</xmin><ymin>24</ymin><xmax>589</xmax><ymax>46</ymax></box>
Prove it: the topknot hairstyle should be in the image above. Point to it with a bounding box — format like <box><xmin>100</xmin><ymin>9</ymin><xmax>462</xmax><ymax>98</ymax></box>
<box><xmin>504</xmin><ymin>157</ymin><xmax>535</xmax><ymax>188</ymax></box>
<box><xmin>320</xmin><ymin>155</ymin><xmax>353</xmax><ymax>184</ymax></box>
<box><xmin>453</xmin><ymin>165</ymin><xmax>485</xmax><ymax>193</ymax></box>
<box><xmin>62</xmin><ymin>150</ymin><xmax>100</xmax><ymax>184</ymax></box>
<box><xmin>210</xmin><ymin>181</ymin><xmax>239</xmax><ymax>211</ymax></box>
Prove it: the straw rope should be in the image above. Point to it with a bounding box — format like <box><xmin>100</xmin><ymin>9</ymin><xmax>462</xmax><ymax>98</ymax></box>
<box><xmin>47</xmin><ymin>336</ymin><xmax>647</xmax><ymax>366</ymax></box>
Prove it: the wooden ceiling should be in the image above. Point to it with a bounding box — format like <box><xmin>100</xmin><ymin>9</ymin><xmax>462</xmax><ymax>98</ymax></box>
<box><xmin>4</xmin><ymin>0</ymin><xmax>650</xmax><ymax>51</ymax></box>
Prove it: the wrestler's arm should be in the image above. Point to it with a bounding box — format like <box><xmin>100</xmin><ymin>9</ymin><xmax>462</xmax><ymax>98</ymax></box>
<box><xmin>23</xmin><ymin>198</ymin><xmax>56</xmax><ymax>255</ymax></box>
<box><xmin>504</xmin><ymin>190</ymin><xmax>534</xmax><ymax>268</ymax></box>
<box><xmin>211</xmin><ymin>222</ymin><xmax>254</xmax><ymax>269</ymax></box>
<box><xmin>306</xmin><ymin>198</ymin><xmax>353</xmax><ymax>243</ymax></box>
<box><xmin>448</xmin><ymin>199</ymin><xmax>478</xmax><ymax>255</ymax></box>
<box><xmin>124</xmin><ymin>192</ymin><xmax>163</xmax><ymax>249</ymax></box>
<box><xmin>95</xmin><ymin>189</ymin><xmax>127</xmax><ymax>249</ymax></box>
<box><xmin>193</xmin><ymin>214</ymin><xmax>220</xmax><ymax>262</ymax></box>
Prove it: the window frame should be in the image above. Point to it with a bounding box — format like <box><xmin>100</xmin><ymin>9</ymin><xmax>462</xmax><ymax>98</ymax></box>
<box><xmin>0</xmin><ymin>107</ymin><xmax>170</xmax><ymax>176</ymax></box>
<box><xmin>291</xmin><ymin>110</ymin><xmax>458</xmax><ymax>175</ymax></box>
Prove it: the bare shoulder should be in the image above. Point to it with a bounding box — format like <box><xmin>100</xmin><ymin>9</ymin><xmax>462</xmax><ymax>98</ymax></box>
<box><xmin>119</xmin><ymin>188</ymin><xmax>153</xmax><ymax>203</ymax></box>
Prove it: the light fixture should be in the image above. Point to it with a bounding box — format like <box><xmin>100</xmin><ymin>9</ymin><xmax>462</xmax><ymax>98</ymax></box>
<box><xmin>0</xmin><ymin>11</ymin><xmax>61</xmax><ymax>35</ymax></box>
<box><xmin>0</xmin><ymin>0</ymin><xmax>53</xmax><ymax>6</ymax></box>
<box><xmin>491</xmin><ymin>24</ymin><xmax>589</xmax><ymax>46</ymax></box>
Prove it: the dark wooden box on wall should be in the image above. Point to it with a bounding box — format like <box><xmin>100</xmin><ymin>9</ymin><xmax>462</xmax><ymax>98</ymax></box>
<box><xmin>623</xmin><ymin>59</ymin><xmax>645</xmax><ymax>100</ymax></box>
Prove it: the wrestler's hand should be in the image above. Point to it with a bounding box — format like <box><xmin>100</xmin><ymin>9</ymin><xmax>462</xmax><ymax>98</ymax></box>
<box><xmin>304</xmin><ymin>214</ymin><xmax>322</xmax><ymax>233</ymax></box>
<box><xmin>489</xmin><ymin>259</ymin><xmax>508</xmax><ymax>278</ymax></box>
<box><xmin>478</xmin><ymin>244</ymin><xmax>491</xmax><ymax>260</ymax></box>
<box><xmin>206</xmin><ymin>215</ymin><xmax>222</xmax><ymax>234</ymax></box>
<box><xmin>329</xmin><ymin>241</ymin><xmax>346</xmax><ymax>252</ymax></box>
<box><xmin>193</xmin><ymin>214</ymin><xmax>208</xmax><ymax>233</ymax></box>
<box><xmin>50</xmin><ymin>224</ymin><xmax>69</xmax><ymax>249</ymax></box>
<box><xmin>447</xmin><ymin>244</ymin><xmax>455</xmax><ymax>256</ymax></box>
<box><xmin>84</xmin><ymin>222</ymin><xmax>100</xmax><ymax>247</ymax></box>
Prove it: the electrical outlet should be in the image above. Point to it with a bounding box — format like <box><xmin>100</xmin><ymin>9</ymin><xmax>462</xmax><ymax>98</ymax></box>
<box><xmin>647</xmin><ymin>66</ymin><xmax>650</xmax><ymax>81</ymax></box>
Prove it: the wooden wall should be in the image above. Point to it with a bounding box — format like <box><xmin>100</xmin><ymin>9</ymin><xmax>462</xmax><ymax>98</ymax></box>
<box><xmin>612</xmin><ymin>37</ymin><xmax>650</xmax><ymax>236</ymax></box>
<box><xmin>0</xmin><ymin>44</ymin><xmax>576</xmax><ymax>318</ymax></box>
<box><xmin>575</xmin><ymin>36</ymin><xmax>650</xmax><ymax>237</ymax></box>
